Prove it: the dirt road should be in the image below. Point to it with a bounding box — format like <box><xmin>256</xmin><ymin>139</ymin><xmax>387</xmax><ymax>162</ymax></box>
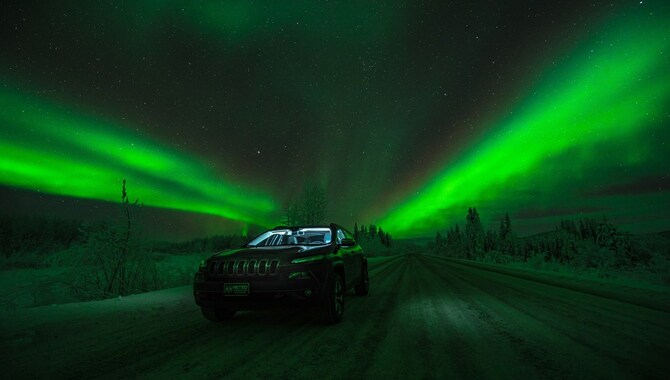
<box><xmin>2</xmin><ymin>254</ymin><xmax>669</xmax><ymax>379</ymax></box>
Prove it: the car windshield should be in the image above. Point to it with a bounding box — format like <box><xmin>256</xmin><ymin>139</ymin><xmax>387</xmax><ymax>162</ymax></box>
<box><xmin>247</xmin><ymin>228</ymin><xmax>332</xmax><ymax>247</ymax></box>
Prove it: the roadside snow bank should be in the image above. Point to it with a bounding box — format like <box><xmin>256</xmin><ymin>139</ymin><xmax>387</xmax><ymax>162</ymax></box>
<box><xmin>426</xmin><ymin>254</ymin><xmax>670</xmax><ymax>313</ymax></box>
<box><xmin>0</xmin><ymin>285</ymin><xmax>194</xmax><ymax>342</ymax></box>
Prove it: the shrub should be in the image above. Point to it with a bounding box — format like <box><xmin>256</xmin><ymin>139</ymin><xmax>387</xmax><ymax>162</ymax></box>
<box><xmin>67</xmin><ymin>223</ymin><xmax>160</xmax><ymax>300</ymax></box>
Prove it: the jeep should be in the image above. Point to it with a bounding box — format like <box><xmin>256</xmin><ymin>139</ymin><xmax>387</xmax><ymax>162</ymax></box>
<box><xmin>193</xmin><ymin>223</ymin><xmax>369</xmax><ymax>324</ymax></box>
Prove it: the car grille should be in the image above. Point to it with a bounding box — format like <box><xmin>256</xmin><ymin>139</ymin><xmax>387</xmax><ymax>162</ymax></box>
<box><xmin>208</xmin><ymin>259</ymin><xmax>280</xmax><ymax>277</ymax></box>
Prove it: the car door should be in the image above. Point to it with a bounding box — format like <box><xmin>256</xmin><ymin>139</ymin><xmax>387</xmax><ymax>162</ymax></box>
<box><xmin>343</xmin><ymin>228</ymin><xmax>362</xmax><ymax>284</ymax></box>
<box><xmin>336</xmin><ymin>228</ymin><xmax>357</xmax><ymax>288</ymax></box>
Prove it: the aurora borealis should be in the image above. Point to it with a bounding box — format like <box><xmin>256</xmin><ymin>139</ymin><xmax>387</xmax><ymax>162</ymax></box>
<box><xmin>379</xmin><ymin>9</ymin><xmax>670</xmax><ymax>235</ymax></box>
<box><xmin>1</xmin><ymin>1</ymin><xmax>669</xmax><ymax>239</ymax></box>
<box><xmin>0</xmin><ymin>88</ymin><xmax>277</xmax><ymax>226</ymax></box>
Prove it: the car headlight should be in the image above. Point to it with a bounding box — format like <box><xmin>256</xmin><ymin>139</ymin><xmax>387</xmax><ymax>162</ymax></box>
<box><xmin>198</xmin><ymin>259</ymin><xmax>207</xmax><ymax>269</ymax></box>
<box><xmin>289</xmin><ymin>271</ymin><xmax>311</xmax><ymax>280</ymax></box>
<box><xmin>291</xmin><ymin>255</ymin><xmax>324</xmax><ymax>264</ymax></box>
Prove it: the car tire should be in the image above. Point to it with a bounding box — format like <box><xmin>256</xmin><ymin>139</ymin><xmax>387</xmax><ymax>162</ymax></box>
<box><xmin>320</xmin><ymin>272</ymin><xmax>344</xmax><ymax>324</ymax></box>
<box><xmin>201</xmin><ymin>306</ymin><xmax>236</xmax><ymax>322</ymax></box>
<box><xmin>354</xmin><ymin>263</ymin><xmax>369</xmax><ymax>296</ymax></box>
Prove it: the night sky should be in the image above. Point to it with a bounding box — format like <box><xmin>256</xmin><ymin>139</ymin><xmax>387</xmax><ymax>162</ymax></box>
<box><xmin>1</xmin><ymin>1</ymin><xmax>669</xmax><ymax>239</ymax></box>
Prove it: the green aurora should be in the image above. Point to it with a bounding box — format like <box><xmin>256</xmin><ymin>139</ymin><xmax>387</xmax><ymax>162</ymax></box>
<box><xmin>377</xmin><ymin>11</ymin><xmax>670</xmax><ymax>236</ymax></box>
<box><xmin>0</xmin><ymin>89</ymin><xmax>277</xmax><ymax>226</ymax></box>
<box><xmin>1</xmin><ymin>2</ymin><xmax>669</xmax><ymax>238</ymax></box>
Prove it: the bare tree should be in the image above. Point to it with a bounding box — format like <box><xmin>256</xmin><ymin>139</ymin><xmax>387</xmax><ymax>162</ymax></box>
<box><xmin>281</xmin><ymin>183</ymin><xmax>327</xmax><ymax>225</ymax></box>
<box><xmin>281</xmin><ymin>198</ymin><xmax>301</xmax><ymax>226</ymax></box>
<box><xmin>72</xmin><ymin>179</ymin><xmax>159</xmax><ymax>299</ymax></box>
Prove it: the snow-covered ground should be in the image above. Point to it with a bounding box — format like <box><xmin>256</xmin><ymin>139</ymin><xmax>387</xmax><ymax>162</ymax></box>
<box><xmin>0</xmin><ymin>252</ymin><xmax>209</xmax><ymax>309</ymax></box>
<box><xmin>1</xmin><ymin>254</ymin><xmax>669</xmax><ymax>379</ymax></box>
<box><xmin>429</xmin><ymin>254</ymin><xmax>670</xmax><ymax>313</ymax></box>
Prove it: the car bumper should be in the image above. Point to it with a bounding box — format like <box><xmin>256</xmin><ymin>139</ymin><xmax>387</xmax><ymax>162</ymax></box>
<box><xmin>193</xmin><ymin>270</ymin><xmax>327</xmax><ymax>310</ymax></box>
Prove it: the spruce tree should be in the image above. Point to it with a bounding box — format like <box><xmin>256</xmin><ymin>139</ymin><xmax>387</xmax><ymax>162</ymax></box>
<box><xmin>369</xmin><ymin>224</ymin><xmax>377</xmax><ymax>239</ymax></box>
<box><xmin>465</xmin><ymin>207</ymin><xmax>484</xmax><ymax>259</ymax></box>
<box><xmin>436</xmin><ymin>231</ymin><xmax>444</xmax><ymax>253</ymax></box>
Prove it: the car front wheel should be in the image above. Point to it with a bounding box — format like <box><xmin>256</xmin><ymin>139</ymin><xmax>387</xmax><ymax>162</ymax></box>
<box><xmin>354</xmin><ymin>264</ymin><xmax>369</xmax><ymax>296</ymax></box>
<box><xmin>320</xmin><ymin>272</ymin><xmax>344</xmax><ymax>324</ymax></box>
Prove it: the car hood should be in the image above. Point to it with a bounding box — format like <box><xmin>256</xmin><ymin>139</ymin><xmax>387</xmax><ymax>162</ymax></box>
<box><xmin>211</xmin><ymin>244</ymin><xmax>333</xmax><ymax>260</ymax></box>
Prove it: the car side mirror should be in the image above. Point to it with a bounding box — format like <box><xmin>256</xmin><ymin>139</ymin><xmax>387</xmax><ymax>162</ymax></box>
<box><xmin>340</xmin><ymin>238</ymin><xmax>356</xmax><ymax>247</ymax></box>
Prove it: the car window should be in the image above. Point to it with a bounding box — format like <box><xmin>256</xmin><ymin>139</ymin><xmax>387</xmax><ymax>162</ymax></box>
<box><xmin>336</xmin><ymin>229</ymin><xmax>345</xmax><ymax>245</ymax></box>
<box><xmin>247</xmin><ymin>228</ymin><xmax>332</xmax><ymax>246</ymax></box>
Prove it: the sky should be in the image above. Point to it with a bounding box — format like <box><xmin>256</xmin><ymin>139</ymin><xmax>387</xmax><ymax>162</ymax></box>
<box><xmin>1</xmin><ymin>1</ymin><xmax>669</xmax><ymax>240</ymax></box>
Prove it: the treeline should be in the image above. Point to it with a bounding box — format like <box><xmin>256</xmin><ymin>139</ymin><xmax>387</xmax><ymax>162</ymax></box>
<box><xmin>353</xmin><ymin>223</ymin><xmax>392</xmax><ymax>248</ymax></box>
<box><xmin>0</xmin><ymin>214</ymin><xmax>247</xmax><ymax>258</ymax></box>
<box><xmin>0</xmin><ymin>216</ymin><xmax>83</xmax><ymax>258</ymax></box>
<box><xmin>0</xmin><ymin>214</ymin><xmax>393</xmax><ymax>258</ymax></box>
<box><xmin>432</xmin><ymin>207</ymin><xmax>663</xmax><ymax>271</ymax></box>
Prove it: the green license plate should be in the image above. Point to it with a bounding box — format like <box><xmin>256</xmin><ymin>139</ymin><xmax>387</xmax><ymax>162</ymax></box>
<box><xmin>224</xmin><ymin>283</ymin><xmax>249</xmax><ymax>296</ymax></box>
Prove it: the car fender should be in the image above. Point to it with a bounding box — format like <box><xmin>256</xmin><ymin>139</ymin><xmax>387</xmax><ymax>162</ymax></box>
<box><xmin>324</xmin><ymin>255</ymin><xmax>346</xmax><ymax>290</ymax></box>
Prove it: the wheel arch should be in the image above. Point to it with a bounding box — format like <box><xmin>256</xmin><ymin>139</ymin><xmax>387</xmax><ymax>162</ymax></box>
<box><xmin>332</xmin><ymin>263</ymin><xmax>345</xmax><ymax>287</ymax></box>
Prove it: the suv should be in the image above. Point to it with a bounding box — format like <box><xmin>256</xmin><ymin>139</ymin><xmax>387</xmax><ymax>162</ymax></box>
<box><xmin>193</xmin><ymin>223</ymin><xmax>369</xmax><ymax>324</ymax></box>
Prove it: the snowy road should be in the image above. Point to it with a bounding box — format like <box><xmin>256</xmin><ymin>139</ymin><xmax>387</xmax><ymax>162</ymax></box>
<box><xmin>2</xmin><ymin>254</ymin><xmax>669</xmax><ymax>379</ymax></box>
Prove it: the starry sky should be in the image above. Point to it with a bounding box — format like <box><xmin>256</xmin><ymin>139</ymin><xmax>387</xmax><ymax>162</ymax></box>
<box><xmin>1</xmin><ymin>1</ymin><xmax>669</xmax><ymax>240</ymax></box>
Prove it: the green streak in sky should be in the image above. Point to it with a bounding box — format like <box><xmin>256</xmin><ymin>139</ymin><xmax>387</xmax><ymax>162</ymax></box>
<box><xmin>0</xmin><ymin>89</ymin><xmax>277</xmax><ymax>225</ymax></box>
<box><xmin>377</xmin><ymin>13</ymin><xmax>670</xmax><ymax>236</ymax></box>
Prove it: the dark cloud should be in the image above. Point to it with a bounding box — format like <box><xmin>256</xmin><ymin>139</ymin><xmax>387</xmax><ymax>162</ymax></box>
<box><xmin>583</xmin><ymin>176</ymin><xmax>670</xmax><ymax>197</ymax></box>
<box><xmin>513</xmin><ymin>206</ymin><xmax>607</xmax><ymax>220</ymax></box>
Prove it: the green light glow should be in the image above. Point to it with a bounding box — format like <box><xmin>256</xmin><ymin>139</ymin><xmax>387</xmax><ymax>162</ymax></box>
<box><xmin>0</xmin><ymin>89</ymin><xmax>277</xmax><ymax>225</ymax></box>
<box><xmin>377</xmin><ymin>14</ymin><xmax>670</xmax><ymax>236</ymax></box>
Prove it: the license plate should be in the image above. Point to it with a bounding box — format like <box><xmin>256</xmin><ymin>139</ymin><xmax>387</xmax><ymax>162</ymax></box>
<box><xmin>224</xmin><ymin>283</ymin><xmax>249</xmax><ymax>296</ymax></box>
